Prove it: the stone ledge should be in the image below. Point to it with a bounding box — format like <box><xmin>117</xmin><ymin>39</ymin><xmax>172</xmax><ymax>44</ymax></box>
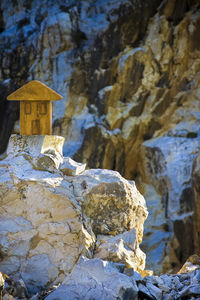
<box><xmin>7</xmin><ymin>134</ymin><xmax>65</xmax><ymax>158</ymax></box>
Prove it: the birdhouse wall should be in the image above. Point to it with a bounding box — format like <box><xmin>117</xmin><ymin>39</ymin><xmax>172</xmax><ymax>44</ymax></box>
<box><xmin>20</xmin><ymin>101</ymin><xmax>52</xmax><ymax>135</ymax></box>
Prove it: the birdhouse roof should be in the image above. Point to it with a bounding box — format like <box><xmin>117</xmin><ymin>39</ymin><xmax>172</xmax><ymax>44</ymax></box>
<box><xmin>7</xmin><ymin>80</ymin><xmax>62</xmax><ymax>101</ymax></box>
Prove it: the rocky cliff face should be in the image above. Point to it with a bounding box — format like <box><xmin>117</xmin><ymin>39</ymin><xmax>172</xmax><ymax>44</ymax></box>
<box><xmin>0</xmin><ymin>0</ymin><xmax>200</xmax><ymax>273</ymax></box>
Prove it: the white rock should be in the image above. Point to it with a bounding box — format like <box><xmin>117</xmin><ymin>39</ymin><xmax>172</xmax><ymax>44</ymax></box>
<box><xmin>6</xmin><ymin>135</ymin><xmax>64</xmax><ymax>172</ymax></box>
<box><xmin>95</xmin><ymin>229</ymin><xmax>146</xmax><ymax>272</ymax></box>
<box><xmin>45</xmin><ymin>257</ymin><xmax>138</xmax><ymax>300</ymax></box>
<box><xmin>145</xmin><ymin>281</ymin><xmax>162</xmax><ymax>299</ymax></box>
<box><xmin>141</xmin><ymin>135</ymin><xmax>200</xmax><ymax>272</ymax></box>
<box><xmin>7</xmin><ymin>134</ymin><xmax>64</xmax><ymax>158</ymax></box>
<box><xmin>59</xmin><ymin>157</ymin><xmax>86</xmax><ymax>176</ymax></box>
<box><xmin>0</xmin><ymin>135</ymin><xmax>147</xmax><ymax>295</ymax></box>
<box><xmin>21</xmin><ymin>254</ymin><xmax>58</xmax><ymax>295</ymax></box>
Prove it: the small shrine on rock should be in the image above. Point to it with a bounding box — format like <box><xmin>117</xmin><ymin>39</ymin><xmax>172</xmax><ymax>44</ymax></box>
<box><xmin>7</xmin><ymin>80</ymin><xmax>62</xmax><ymax>135</ymax></box>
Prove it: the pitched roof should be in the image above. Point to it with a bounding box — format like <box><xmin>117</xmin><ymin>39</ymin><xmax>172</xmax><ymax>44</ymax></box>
<box><xmin>7</xmin><ymin>80</ymin><xmax>62</xmax><ymax>101</ymax></box>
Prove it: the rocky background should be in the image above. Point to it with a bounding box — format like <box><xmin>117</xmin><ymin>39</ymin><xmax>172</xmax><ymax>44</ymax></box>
<box><xmin>0</xmin><ymin>0</ymin><xmax>200</xmax><ymax>275</ymax></box>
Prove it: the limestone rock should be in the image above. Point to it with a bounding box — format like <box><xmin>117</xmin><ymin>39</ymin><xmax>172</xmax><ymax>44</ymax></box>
<box><xmin>39</xmin><ymin>256</ymin><xmax>200</xmax><ymax>300</ymax></box>
<box><xmin>178</xmin><ymin>284</ymin><xmax>200</xmax><ymax>299</ymax></box>
<box><xmin>192</xmin><ymin>154</ymin><xmax>200</xmax><ymax>255</ymax></box>
<box><xmin>33</xmin><ymin>151</ymin><xmax>62</xmax><ymax>172</ymax></box>
<box><xmin>4</xmin><ymin>277</ymin><xmax>28</xmax><ymax>299</ymax></box>
<box><xmin>72</xmin><ymin>169</ymin><xmax>148</xmax><ymax>240</ymax></box>
<box><xmin>2</xmin><ymin>254</ymin><xmax>200</xmax><ymax>299</ymax></box>
<box><xmin>178</xmin><ymin>254</ymin><xmax>200</xmax><ymax>274</ymax></box>
<box><xmin>140</xmin><ymin>136</ymin><xmax>200</xmax><ymax>273</ymax></box>
<box><xmin>0</xmin><ymin>272</ymin><xmax>7</xmax><ymax>300</ymax></box>
<box><xmin>7</xmin><ymin>135</ymin><xmax>64</xmax><ymax>158</ymax></box>
<box><xmin>6</xmin><ymin>134</ymin><xmax>65</xmax><ymax>173</ymax></box>
<box><xmin>45</xmin><ymin>257</ymin><xmax>138</xmax><ymax>300</ymax></box>
<box><xmin>94</xmin><ymin>229</ymin><xmax>146</xmax><ymax>272</ymax></box>
<box><xmin>66</xmin><ymin>2</ymin><xmax>200</xmax><ymax>273</ymax></box>
<box><xmin>59</xmin><ymin>157</ymin><xmax>86</xmax><ymax>176</ymax></box>
<box><xmin>0</xmin><ymin>135</ymin><xmax>147</xmax><ymax>296</ymax></box>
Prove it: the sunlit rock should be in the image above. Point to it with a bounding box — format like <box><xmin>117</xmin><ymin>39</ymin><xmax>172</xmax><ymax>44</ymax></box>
<box><xmin>59</xmin><ymin>157</ymin><xmax>86</xmax><ymax>176</ymax></box>
<box><xmin>0</xmin><ymin>135</ymin><xmax>147</xmax><ymax>296</ymax></box>
<box><xmin>94</xmin><ymin>229</ymin><xmax>146</xmax><ymax>272</ymax></box>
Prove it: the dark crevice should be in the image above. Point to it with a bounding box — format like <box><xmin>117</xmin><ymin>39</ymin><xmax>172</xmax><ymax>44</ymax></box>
<box><xmin>0</xmin><ymin>6</ymin><xmax>5</xmax><ymax>34</ymax></box>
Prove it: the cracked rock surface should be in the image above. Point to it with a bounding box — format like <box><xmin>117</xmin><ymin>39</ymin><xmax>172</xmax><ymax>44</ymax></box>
<box><xmin>40</xmin><ymin>256</ymin><xmax>200</xmax><ymax>300</ymax></box>
<box><xmin>0</xmin><ymin>135</ymin><xmax>147</xmax><ymax>297</ymax></box>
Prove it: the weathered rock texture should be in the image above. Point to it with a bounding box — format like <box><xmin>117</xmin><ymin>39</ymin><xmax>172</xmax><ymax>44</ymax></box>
<box><xmin>41</xmin><ymin>256</ymin><xmax>200</xmax><ymax>300</ymax></box>
<box><xmin>192</xmin><ymin>154</ymin><xmax>200</xmax><ymax>256</ymax></box>
<box><xmin>2</xmin><ymin>255</ymin><xmax>200</xmax><ymax>299</ymax></box>
<box><xmin>0</xmin><ymin>0</ymin><xmax>200</xmax><ymax>272</ymax></box>
<box><xmin>0</xmin><ymin>135</ymin><xmax>147</xmax><ymax>296</ymax></box>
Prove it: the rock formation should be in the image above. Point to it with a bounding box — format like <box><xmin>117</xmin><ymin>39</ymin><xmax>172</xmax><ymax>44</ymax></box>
<box><xmin>0</xmin><ymin>0</ymin><xmax>200</xmax><ymax>273</ymax></box>
<box><xmin>0</xmin><ymin>135</ymin><xmax>147</xmax><ymax>297</ymax></box>
<box><xmin>11</xmin><ymin>256</ymin><xmax>200</xmax><ymax>300</ymax></box>
<box><xmin>2</xmin><ymin>254</ymin><xmax>200</xmax><ymax>299</ymax></box>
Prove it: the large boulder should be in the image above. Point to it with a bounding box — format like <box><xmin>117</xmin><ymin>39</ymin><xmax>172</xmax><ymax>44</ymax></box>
<box><xmin>0</xmin><ymin>135</ymin><xmax>147</xmax><ymax>296</ymax></box>
<box><xmin>73</xmin><ymin>170</ymin><xmax>147</xmax><ymax>240</ymax></box>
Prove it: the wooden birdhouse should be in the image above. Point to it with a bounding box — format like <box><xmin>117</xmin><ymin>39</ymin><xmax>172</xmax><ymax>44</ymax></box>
<box><xmin>7</xmin><ymin>80</ymin><xmax>62</xmax><ymax>135</ymax></box>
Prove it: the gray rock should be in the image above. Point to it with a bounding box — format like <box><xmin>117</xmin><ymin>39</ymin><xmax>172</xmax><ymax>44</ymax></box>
<box><xmin>172</xmin><ymin>275</ymin><xmax>183</xmax><ymax>291</ymax></box>
<box><xmin>21</xmin><ymin>254</ymin><xmax>58</xmax><ymax>295</ymax></box>
<box><xmin>141</xmin><ymin>136</ymin><xmax>200</xmax><ymax>273</ymax></box>
<box><xmin>7</xmin><ymin>135</ymin><xmax>64</xmax><ymax>172</ymax></box>
<box><xmin>131</xmin><ymin>271</ymin><xmax>143</xmax><ymax>281</ymax></box>
<box><xmin>30</xmin><ymin>294</ymin><xmax>39</xmax><ymax>300</ymax></box>
<box><xmin>35</xmin><ymin>150</ymin><xmax>63</xmax><ymax>172</ymax></box>
<box><xmin>149</xmin><ymin>276</ymin><xmax>169</xmax><ymax>292</ymax></box>
<box><xmin>191</xmin><ymin>269</ymin><xmax>200</xmax><ymax>284</ymax></box>
<box><xmin>144</xmin><ymin>275</ymin><xmax>170</xmax><ymax>293</ymax></box>
<box><xmin>1</xmin><ymin>0</ymin><xmax>200</xmax><ymax>277</ymax></box>
<box><xmin>73</xmin><ymin>169</ymin><xmax>148</xmax><ymax>238</ymax></box>
<box><xmin>146</xmin><ymin>282</ymin><xmax>162</xmax><ymax>299</ymax></box>
<box><xmin>7</xmin><ymin>135</ymin><xmax>64</xmax><ymax>158</ymax></box>
<box><xmin>162</xmin><ymin>293</ymin><xmax>176</xmax><ymax>300</ymax></box>
<box><xmin>138</xmin><ymin>283</ymin><xmax>154</xmax><ymax>300</ymax></box>
<box><xmin>45</xmin><ymin>257</ymin><xmax>138</xmax><ymax>300</ymax></box>
<box><xmin>5</xmin><ymin>277</ymin><xmax>28</xmax><ymax>299</ymax></box>
<box><xmin>94</xmin><ymin>229</ymin><xmax>146</xmax><ymax>272</ymax></box>
<box><xmin>59</xmin><ymin>157</ymin><xmax>86</xmax><ymax>176</ymax></box>
<box><xmin>178</xmin><ymin>284</ymin><xmax>200</xmax><ymax>298</ymax></box>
